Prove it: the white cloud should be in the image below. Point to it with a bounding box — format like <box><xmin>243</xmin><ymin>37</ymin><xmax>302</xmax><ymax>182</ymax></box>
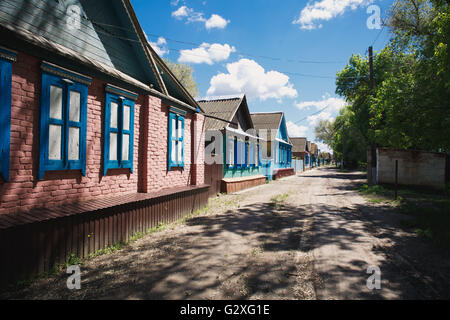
<box><xmin>293</xmin><ymin>0</ymin><xmax>373</xmax><ymax>30</ymax></box>
<box><xmin>149</xmin><ymin>37</ymin><xmax>169</xmax><ymax>56</ymax></box>
<box><xmin>286</xmin><ymin>121</ymin><xmax>308</xmax><ymax>137</ymax></box>
<box><xmin>307</xmin><ymin>111</ymin><xmax>335</xmax><ymax>126</ymax></box>
<box><xmin>172</xmin><ymin>5</ymin><xmax>191</xmax><ymax>19</ymax></box>
<box><xmin>205</xmin><ymin>14</ymin><xmax>230</xmax><ymax>29</ymax></box>
<box><xmin>178</xmin><ymin>43</ymin><xmax>236</xmax><ymax>65</ymax></box>
<box><xmin>295</xmin><ymin>96</ymin><xmax>347</xmax><ymax>112</ymax></box>
<box><xmin>315</xmin><ymin>141</ymin><xmax>333</xmax><ymax>153</ymax></box>
<box><xmin>171</xmin><ymin>6</ymin><xmax>230</xmax><ymax>29</ymax></box>
<box><xmin>206</xmin><ymin>59</ymin><xmax>298</xmax><ymax>101</ymax></box>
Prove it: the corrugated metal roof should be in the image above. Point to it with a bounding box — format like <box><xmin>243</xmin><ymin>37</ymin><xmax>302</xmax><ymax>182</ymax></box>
<box><xmin>0</xmin><ymin>0</ymin><xmax>198</xmax><ymax>111</ymax></box>
<box><xmin>291</xmin><ymin>137</ymin><xmax>307</xmax><ymax>153</ymax></box>
<box><xmin>197</xmin><ymin>96</ymin><xmax>244</xmax><ymax>130</ymax></box>
<box><xmin>250</xmin><ymin>112</ymin><xmax>283</xmax><ymax>131</ymax></box>
<box><xmin>310</xmin><ymin>143</ymin><xmax>318</xmax><ymax>155</ymax></box>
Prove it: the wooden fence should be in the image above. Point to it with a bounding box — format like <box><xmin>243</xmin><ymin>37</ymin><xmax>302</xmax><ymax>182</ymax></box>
<box><xmin>0</xmin><ymin>185</ymin><xmax>210</xmax><ymax>287</ymax></box>
<box><xmin>205</xmin><ymin>163</ymin><xmax>223</xmax><ymax>196</ymax></box>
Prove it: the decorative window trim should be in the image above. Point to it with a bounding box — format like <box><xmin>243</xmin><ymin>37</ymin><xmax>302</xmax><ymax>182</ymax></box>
<box><xmin>103</xmin><ymin>87</ymin><xmax>136</xmax><ymax>175</ymax></box>
<box><xmin>169</xmin><ymin>106</ymin><xmax>187</xmax><ymax>116</ymax></box>
<box><xmin>168</xmin><ymin>112</ymin><xmax>185</xmax><ymax>170</ymax></box>
<box><xmin>39</xmin><ymin>66</ymin><xmax>88</xmax><ymax>180</ymax></box>
<box><xmin>106</xmin><ymin>84</ymin><xmax>138</xmax><ymax>101</ymax></box>
<box><xmin>0</xmin><ymin>50</ymin><xmax>15</xmax><ymax>181</ymax></box>
<box><xmin>41</xmin><ymin>62</ymin><xmax>92</xmax><ymax>86</ymax></box>
<box><xmin>0</xmin><ymin>46</ymin><xmax>17</xmax><ymax>62</ymax></box>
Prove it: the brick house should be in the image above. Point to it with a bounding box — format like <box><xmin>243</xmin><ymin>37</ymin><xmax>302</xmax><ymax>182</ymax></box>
<box><xmin>0</xmin><ymin>0</ymin><xmax>208</xmax><ymax>285</ymax></box>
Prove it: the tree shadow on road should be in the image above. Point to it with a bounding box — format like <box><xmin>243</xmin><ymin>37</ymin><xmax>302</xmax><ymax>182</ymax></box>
<box><xmin>3</xmin><ymin>169</ymin><xmax>450</xmax><ymax>300</ymax></box>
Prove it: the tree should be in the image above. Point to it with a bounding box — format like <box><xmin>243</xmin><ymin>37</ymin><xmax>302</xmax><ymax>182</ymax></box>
<box><xmin>329</xmin><ymin>106</ymin><xmax>368</xmax><ymax>168</ymax></box>
<box><xmin>163</xmin><ymin>58</ymin><xmax>199</xmax><ymax>98</ymax></box>
<box><xmin>314</xmin><ymin>119</ymin><xmax>335</xmax><ymax>146</ymax></box>
<box><xmin>333</xmin><ymin>0</ymin><xmax>450</xmax><ymax>163</ymax></box>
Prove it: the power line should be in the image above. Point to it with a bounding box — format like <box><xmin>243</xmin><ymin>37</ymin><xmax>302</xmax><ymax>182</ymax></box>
<box><xmin>89</xmin><ymin>21</ymin><xmax>347</xmax><ymax>65</ymax></box>
<box><xmin>371</xmin><ymin>0</ymin><xmax>401</xmax><ymax>47</ymax></box>
<box><xmin>292</xmin><ymin>104</ymin><xmax>334</xmax><ymax>125</ymax></box>
<box><xmin>0</xmin><ymin>1</ymin><xmax>364</xmax><ymax>80</ymax></box>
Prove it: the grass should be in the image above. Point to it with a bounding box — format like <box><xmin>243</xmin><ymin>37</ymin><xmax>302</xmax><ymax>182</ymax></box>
<box><xmin>359</xmin><ymin>183</ymin><xmax>450</xmax><ymax>252</ymax></box>
<box><xmin>270</xmin><ymin>193</ymin><xmax>290</xmax><ymax>209</ymax></box>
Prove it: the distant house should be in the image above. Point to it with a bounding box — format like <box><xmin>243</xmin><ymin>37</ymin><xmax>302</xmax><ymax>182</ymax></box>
<box><xmin>0</xmin><ymin>0</ymin><xmax>208</xmax><ymax>285</ymax></box>
<box><xmin>322</xmin><ymin>152</ymin><xmax>332</xmax><ymax>165</ymax></box>
<box><xmin>290</xmin><ymin>137</ymin><xmax>309</xmax><ymax>171</ymax></box>
<box><xmin>199</xmin><ymin>95</ymin><xmax>266</xmax><ymax>194</ymax></box>
<box><xmin>310</xmin><ymin>143</ymin><xmax>319</xmax><ymax>168</ymax></box>
<box><xmin>251</xmin><ymin>112</ymin><xmax>294</xmax><ymax>180</ymax></box>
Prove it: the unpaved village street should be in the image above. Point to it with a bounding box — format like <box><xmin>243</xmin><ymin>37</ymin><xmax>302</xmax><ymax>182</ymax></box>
<box><xmin>3</xmin><ymin>168</ymin><xmax>450</xmax><ymax>300</ymax></box>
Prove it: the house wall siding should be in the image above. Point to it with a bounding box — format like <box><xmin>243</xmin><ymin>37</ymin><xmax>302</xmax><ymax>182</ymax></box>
<box><xmin>0</xmin><ymin>51</ymin><xmax>205</xmax><ymax>215</ymax></box>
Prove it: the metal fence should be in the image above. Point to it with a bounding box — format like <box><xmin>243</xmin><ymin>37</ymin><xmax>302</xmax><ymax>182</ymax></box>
<box><xmin>0</xmin><ymin>185</ymin><xmax>210</xmax><ymax>287</ymax></box>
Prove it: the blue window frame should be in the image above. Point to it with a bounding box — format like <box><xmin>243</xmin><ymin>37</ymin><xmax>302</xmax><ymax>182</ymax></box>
<box><xmin>257</xmin><ymin>144</ymin><xmax>262</xmax><ymax>167</ymax></box>
<box><xmin>244</xmin><ymin>142</ymin><xmax>249</xmax><ymax>168</ymax></box>
<box><xmin>168</xmin><ymin>110</ymin><xmax>185</xmax><ymax>170</ymax></box>
<box><xmin>249</xmin><ymin>142</ymin><xmax>254</xmax><ymax>167</ymax></box>
<box><xmin>233</xmin><ymin>137</ymin><xmax>238</xmax><ymax>168</ymax></box>
<box><xmin>0</xmin><ymin>48</ymin><xmax>16</xmax><ymax>182</ymax></box>
<box><xmin>39</xmin><ymin>63</ymin><xmax>90</xmax><ymax>180</ymax></box>
<box><xmin>103</xmin><ymin>86</ymin><xmax>136</xmax><ymax>175</ymax></box>
<box><xmin>235</xmin><ymin>140</ymin><xmax>241</xmax><ymax>168</ymax></box>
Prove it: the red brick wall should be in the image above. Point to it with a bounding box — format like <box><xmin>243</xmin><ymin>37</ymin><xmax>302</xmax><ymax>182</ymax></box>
<box><xmin>0</xmin><ymin>51</ymin><xmax>205</xmax><ymax>215</ymax></box>
<box><xmin>146</xmin><ymin>96</ymin><xmax>193</xmax><ymax>192</ymax></box>
<box><xmin>192</xmin><ymin>113</ymin><xmax>205</xmax><ymax>186</ymax></box>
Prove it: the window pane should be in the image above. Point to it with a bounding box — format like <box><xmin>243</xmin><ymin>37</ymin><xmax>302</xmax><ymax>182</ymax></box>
<box><xmin>69</xmin><ymin>91</ymin><xmax>80</xmax><ymax>122</ymax></box>
<box><xmin>171</xmin><ymin>140</ymin><xmax>176</xmax><ymax>163</ymax></box>
<box><xmin>68</xmin><ymin>127</ymin><xmax>80</xmax><ymax>160</ymax></box>
<box><xmin>171</xmin><ymin>118</ymin><xmax>177</xmax><ymax>139</ymax></box>
<box><xmin>227</xmin><ymin>138</ymin><xmax>234</xmax><ymax>165</ymax></box>
<box><xmin>109</xmin><ymin>132</ymin><xmax>117</xmax><ymax>161</ymax></box>
<box><xmin>177</xmin><ymin>140</ymin><xmax>182</xmax><ymax>164</ymax></box>
<box><xmin>122</xmin><ymin>134</ymin><xmax>130</xmax><ymax>161</ymax></box>
<box><xmin>48</xmin><ymin>124</ymin><xmax>62</xmax><ymax>160</ymax></box>
<box><xmin>178</xmin><ymin>119</ymin><xmax>183</xmax><ymax>139</ymax></box>
<box><xmin>123</xmin><ymin>105</ymin><xmax>130</xmax><ymax>131</ymax></box>
<box><xmin>50</xmin><ymin>86</ymin><xmax>63</xmax><ymax>120</ymax></box>
<box><xmin>110</xmin><ymin>102</ymin><xmax>118</xmax><ymax>129</ymax></box>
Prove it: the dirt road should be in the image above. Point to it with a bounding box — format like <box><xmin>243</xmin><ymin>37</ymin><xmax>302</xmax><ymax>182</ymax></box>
<box><xmin>3</xmin><ymin>168</ymin><xmax>450</xmax><ymax>299</ymax></box>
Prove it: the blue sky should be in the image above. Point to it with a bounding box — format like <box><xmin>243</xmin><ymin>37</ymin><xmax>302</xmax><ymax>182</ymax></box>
<box><xmin>131</xmin><ymin>0</ymin><xmax>395</xmax><ymax>152</ymax></box>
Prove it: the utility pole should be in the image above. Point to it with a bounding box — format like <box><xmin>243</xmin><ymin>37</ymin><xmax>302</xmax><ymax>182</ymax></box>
<box><xmin>368</xmin><ymin>46</ymin><xmax>377</xmax><ymax>185</ymax></box>
<box><xmin>341</xmin><ymin>124</ymin><xmax>344</xmax><ymax>170</ymax></box>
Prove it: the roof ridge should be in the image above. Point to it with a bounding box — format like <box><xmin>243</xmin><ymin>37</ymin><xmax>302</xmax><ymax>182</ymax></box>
<box><xmin>250</xmin><ymin>111</ymin><xmax>284</xmax><ymax>115</ymax></box>
<box><xmin>197</xmin><ymin>94</ymin><xmax>245</xmax><ymax>102</ymax></box>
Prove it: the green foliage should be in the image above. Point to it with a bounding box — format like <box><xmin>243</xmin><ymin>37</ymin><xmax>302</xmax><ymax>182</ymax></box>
<box><xmin>331</xmin><ymin>0</ymin><xmax>450</xmax><ymax>164</ymax></box>
<box><xmin>163</xmin><ymin>58</ymin><xmax>199</xmax><ymax>98</ymax></box>
<box><xmin>314</xmin><ymin>119</ymin><xmax>335</xmax><ymax>145</ymax></box>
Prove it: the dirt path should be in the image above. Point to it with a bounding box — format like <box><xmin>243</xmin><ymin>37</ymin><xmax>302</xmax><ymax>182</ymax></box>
<box><xmin>3</xmin><ymin>168</ymin><xmax>450</xmax><ymax>299</ymax></box>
